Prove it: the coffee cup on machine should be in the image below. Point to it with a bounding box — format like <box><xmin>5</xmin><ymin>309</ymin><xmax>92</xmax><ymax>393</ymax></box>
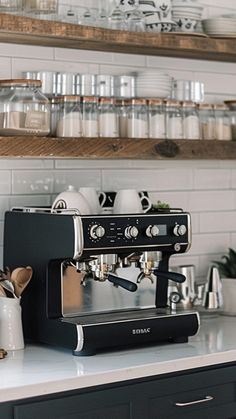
<box><xmin>52</xmin><ymin>185</ymin><xmax>92</xmax><ymax>214</ymax></box>
<box><xmin>113</xmin><ymin>189</ymin><xmax>152</xmax><ymax>214</ymax></box>
<box><xmin>79</xmin><ymin>187</ymin><xmax>106</xmax><ymax>214</ymax></box>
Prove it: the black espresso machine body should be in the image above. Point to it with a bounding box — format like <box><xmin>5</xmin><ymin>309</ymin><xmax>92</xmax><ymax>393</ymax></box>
<box><xmin>3</xmin><ymin>208</ymin><xmax>200</xmax><ymax>355</ymax></box>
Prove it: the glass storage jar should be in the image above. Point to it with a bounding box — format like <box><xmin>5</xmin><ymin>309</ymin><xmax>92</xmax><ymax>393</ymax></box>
<box><xmin>224</xmin><ymin>100</ymin><xmax>236</xmax><ymax>140</ymax></box>
<box><xmin>182</xmin><ymin>100</ymin><xmax>200</xmax><ymax>140</ymax></box>
<box><xmin>82</xmin><ymin>96</ymin><xmax>99</xmax><ymax>138</ymax></box>
<box><xmin>198</xmin><ymin>103</ymin><xmax>215</xmax><ymax>140</ymax></box>
<box><xmin>165</xmin><ymin>99</ymin><xmax>183</xmax><ymax>139</ymax></box>
<box><xmin>0</xmin><ymin>0</ymin><xmax>22</xmax><ymax>11</ymax></box>
<box><xmin>99</xmin><ymin>97</ymin><xmax>119</xmax><ymax>138</ymax></box>
<box><xmin>116</xmin><ymin>99</ymin><xmax>129</xmax><ymax>138</ymax></box>
<box><xmin>148</xmin><ymin>98</ymin><xmax>166</xmax><ymax>139</ymax></box>
<box><xmin>127</xmin><ymin>98</ymin><xmax>148</xmax><ymax>139</ymax></box>
<box><xmin>23</xmin><ymin>0</ymin><xmax>58</xmax><ymax>14</ymax></box>
<box><xmin>213</xmin><ymin>104</ymin><xmax>232</xmax><ymax>141</ymax></box>
<box><xmin>49</xmin><ymin>96</ymin><xmax>60</xmax><ymax>137</ymax></box>
<box><xmin>0</xmin><ymin>79</ymin><xmax>50</xmax><ymax>136</ymax></box>
<box><xmin>56</xmin><ymin>95</ymin><xmax>82</xmax><ymax>138</ymax></box>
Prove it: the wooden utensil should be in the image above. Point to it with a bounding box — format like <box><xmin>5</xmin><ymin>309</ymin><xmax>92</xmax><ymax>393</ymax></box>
<box><xmin>11</xmin><ymin>266</ymin><xmax>33</xmax><ymax>298</ymax></box>
<box><xmin>0</xmin><ymin>349</ymin><xmax>7</xmax><ymax>359</ymax></box>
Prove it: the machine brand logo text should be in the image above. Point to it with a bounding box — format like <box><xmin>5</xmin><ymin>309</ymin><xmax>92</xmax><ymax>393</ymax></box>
<box><xmin>132</xmin><ymin>328</ymin><xmax>151</xmax><ymax>335</ymax></box>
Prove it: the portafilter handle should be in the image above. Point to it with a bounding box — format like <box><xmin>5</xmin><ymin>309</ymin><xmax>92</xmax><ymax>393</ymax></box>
<box><xmin>108</xmin><ymin>274</ymin><xmax>138</xmax><ymax>292</ymax></box>
<box><xmin>153</xmin><ymin>270</ymin><xmax>186</xmax><ymax>284</ymax></box>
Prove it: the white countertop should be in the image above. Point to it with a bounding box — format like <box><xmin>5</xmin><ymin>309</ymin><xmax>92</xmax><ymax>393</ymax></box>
<box><xmin>1</xmin><ymin>314</ymin><xmax>236</xmax><ymax>403</ymax></box>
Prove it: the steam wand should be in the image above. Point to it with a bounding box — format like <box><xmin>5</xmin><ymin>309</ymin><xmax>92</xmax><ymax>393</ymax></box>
<box><xmin>154</xmin><ymin>253</ymin><xmax>186</xmax><ymax>308</ymax></box>
<box><xmin>153</xmin><ymin>270</ymin><xmax>186</xmax><ymax>284</ymax></box>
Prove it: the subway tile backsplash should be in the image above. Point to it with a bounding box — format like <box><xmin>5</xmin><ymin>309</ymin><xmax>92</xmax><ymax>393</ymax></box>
<box><xmin>12</xmin><ymin>171</ymin><xmax>54</xmax><ymax>195</ymax></box>
<box><xmin>1</xmin><ymin>0</ymin><xmax>236</xmax><ymax>282</ymax></box>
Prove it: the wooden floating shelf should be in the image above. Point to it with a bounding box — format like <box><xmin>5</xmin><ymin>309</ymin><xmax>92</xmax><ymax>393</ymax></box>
<box><xmin>0</xmin><ymin>137</ymin><xmax>236</xmax><ymax>159</ymax></box>
<box><xmin>0</xmin><ymin>14</ymin><xmax>235</xmax><ymax>160</ymax></box>
<box><xmin>0</xmin><ymin>13</ymin><xmax>236</xmax><ymax>62</ymax></box>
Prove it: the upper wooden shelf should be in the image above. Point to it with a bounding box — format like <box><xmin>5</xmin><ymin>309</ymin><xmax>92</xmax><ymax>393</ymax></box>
<box><xmin>0</xmin><ymin>13</ymin><xmax>236</xmax><ymax>62</ymax></box>
<box><xmin>1</xmin><ymin>137</ymin><xmax>236</xmax><ymax>160</ymax></box>
<box><xmin>0</xmin><ymin>14</ymin><xmax>235</xmax><ymax>160</ymax></box>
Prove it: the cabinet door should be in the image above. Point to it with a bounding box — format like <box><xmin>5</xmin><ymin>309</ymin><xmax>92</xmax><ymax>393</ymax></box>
<box><xmin>0</xmin><ymin>404</ymin><xmax>12</xmax><ymax>419</ymax></box>
<box><xmin>15</xmin><ymin>404</ymin><xmax>130</xmax><ymax>419</ymax></box>
<box><xmin>14</xmin><ymin>388</ymin><xmax>133</xmax><ymax>419</ymax></box>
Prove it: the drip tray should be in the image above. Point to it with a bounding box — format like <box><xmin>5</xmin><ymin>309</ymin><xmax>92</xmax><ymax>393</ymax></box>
<box><xmin>62</xmin><ymin>308</ymin><xmax>174</xmax><ymax>326</ymax></box>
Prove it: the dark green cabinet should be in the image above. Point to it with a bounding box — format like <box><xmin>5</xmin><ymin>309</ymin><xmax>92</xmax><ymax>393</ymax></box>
<box><xmin>1</xmin><ymin>363</ymin><xmax>236</xmax><ymax>419</ymax></box>
<box><xmin>13</xmin><ymin>389</ymin><xmax>134</xmax><ymax>419</ymax></box>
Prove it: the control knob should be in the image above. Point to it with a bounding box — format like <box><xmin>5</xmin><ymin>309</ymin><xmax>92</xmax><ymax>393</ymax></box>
<box><xmin>173</xmin><ymin>224</ymin><xmax>187</xmax><ymax>237</ymax></box>
<box><xmin>125</xmin><ymin>226</ymin><xmax>139</xmax><ymax>239</ymax></box>
<box><xmin>146</xmin><ymin>225</ymin><xmax>160</xmax><ymax>238</ymax></box>
<box><xmin>90</xmin><ymin>224</ymin><xmax>105</xmax><ymax>240</ymax></box>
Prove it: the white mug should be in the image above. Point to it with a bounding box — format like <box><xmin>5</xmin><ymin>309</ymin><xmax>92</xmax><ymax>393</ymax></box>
<box><xmin>79</xmin><ymin>187</ymin><xmax>106</xmax><ymax>214</ymax></box>
<box><xmin>113</xmin><ymin>189</ymin><xmax>152</xmax><ymax>214</ymax></box>
<box><xmin>0</xmin><ymin>297</ymin><xmax>24</xmax><ymax>350</ymax></box>
<box><xmin>52</xmin><ymin>185</ymin><xmax>92</xmax><ymax>214</ymax></box>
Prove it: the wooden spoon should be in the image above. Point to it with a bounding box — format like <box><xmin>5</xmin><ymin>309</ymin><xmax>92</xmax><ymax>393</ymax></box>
<box><xmin>11</xmin><ymin>266</ymin><xmax>33</xmax><ymax>298</ymax></box>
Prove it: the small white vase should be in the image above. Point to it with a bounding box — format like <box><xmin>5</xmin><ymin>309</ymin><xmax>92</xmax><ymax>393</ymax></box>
<box><xmin>221</xmin><ymin>278</ymin><xmax>236</xmax><ymax>316</ymax></box>
<box><xmin>0</xmin><ymin>297</ymin><xmax>24</xmax><ymax>350</ymax></box>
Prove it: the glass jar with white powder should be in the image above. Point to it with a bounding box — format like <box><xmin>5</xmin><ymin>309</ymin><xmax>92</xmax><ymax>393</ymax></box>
<box><xmin>198</xmin><ymin>103</ymin><xmax>215</xmax><ymax>140</ymax></box>
<box><xmin>99</xmin><ymin>98</ymin><xmax>119</xmax><ymax>138</ymax></box>
<box><xmin>165</xmin><ymin>99</ymin><xmax>183</xmax><ymax>140</ymax></box>
<box><xmin>56</xmin><ymin>95</ymin><xmax>82</xmax><ymax>138</ymax></box>
<box><xmin>148</xmin><ymin>98</ymin><xmax>165</xmax><ymax>139</ymax></box>
<box><xmin>82</xmin><ymin>96</ymin><xmax>99</xmax><ymax>138</ymax></box>
<box><xmin>127</xmin><ymin>99</ymin><xmax>148</xmax><ymax>139</ymax></box>
<box><xmin>0</xmin><ymin>79</ymin><xmax>50</xmax><ymax>136</ymax></box>
<box><xmin>213</xmin><ymin>104</ymin><xmax>232</xmax><ymax>141</ymax></box>
<box><xmin>182</xmin><ymin>101</ymin><xmax>200</xmax><ymax>140</ymax></box>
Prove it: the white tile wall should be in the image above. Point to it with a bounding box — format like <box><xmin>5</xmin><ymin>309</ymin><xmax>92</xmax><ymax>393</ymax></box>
<box><xmin>1</xmin><ymin>0</ymin><xmax>236</xmax><ymax>282</ymax></box>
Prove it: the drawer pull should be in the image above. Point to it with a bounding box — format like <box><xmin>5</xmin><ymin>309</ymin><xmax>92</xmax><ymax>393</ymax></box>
<box><xmin>175</xmin><ymin>395</ymin><xmax>214</xmax><ymax>407</ymax></box>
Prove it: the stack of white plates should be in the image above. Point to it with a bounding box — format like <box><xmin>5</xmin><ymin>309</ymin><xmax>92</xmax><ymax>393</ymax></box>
<box><xmin>202</xmin><ymin>17</ymin><xmax>236</xmax><ymax>38</ymax></box>
<box><xmin>136</xmin><ymin>71</ymin><xmax>173</xmax><ymax>98</ymax></box>
<box><xmin>172</xmin><ymin>0</ymin><xmax>203</xmax><ymax>32</ymax></box>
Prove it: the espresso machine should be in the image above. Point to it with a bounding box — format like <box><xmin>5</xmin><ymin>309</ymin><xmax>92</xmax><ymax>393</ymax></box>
<box><xmin>3</xmin><ymin>207</ymin><xmax>200</xmax><ymax>355</ymax></box>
